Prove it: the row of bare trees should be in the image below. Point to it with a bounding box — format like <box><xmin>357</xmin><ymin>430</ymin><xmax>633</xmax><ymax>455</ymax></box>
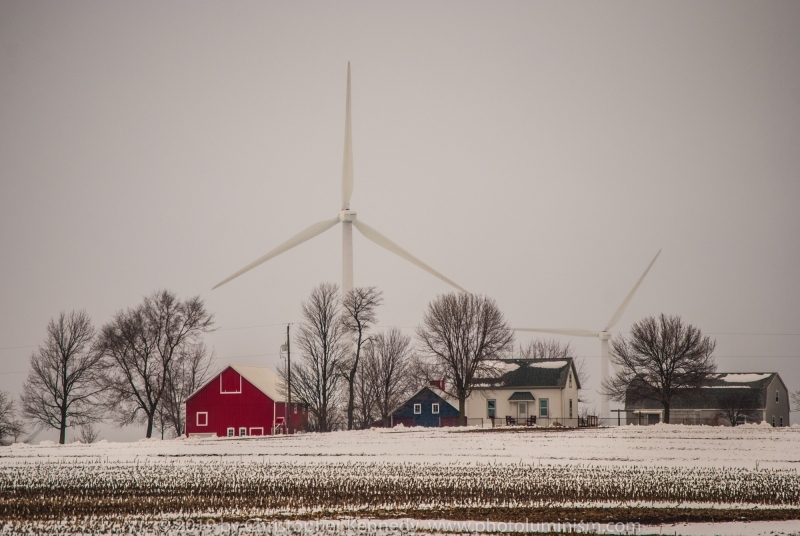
<box><xmin>288</xmin><ymin>285</ymin><xmax>786</xmax><ymax>431</ymax></box>
<box><xmin>284</xmin><ymin>284</ymin><xmax>522</xmax><ymax>431</ymax></box>
<box><xmin>9</xmin><ymin>290</ymin><xmax>215</xmax><ymax>444</ymax></box>
<box><xmin>284</xmin><ymin>283</ymin><xmax>419</xmax><ymax>431</ymax></box>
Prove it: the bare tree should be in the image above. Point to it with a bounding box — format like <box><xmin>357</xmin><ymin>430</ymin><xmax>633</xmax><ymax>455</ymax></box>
<box><xmin>78</xmin><ymin>424</ymin><xmax>99</xmax><ymax>443</ymax></box>
<box><xmin>96</xmin><ymin>291</ymin><xmax>214</xmax><ymax>438</ymax></box>
<box><xmin>793</xmin><ymin>391</ymin><xmax>800</xmax><ymax>413</ymax></box>
<box><xmin>519</xmin><ymin>339</ymin><xmax>573</xmax><ymax>360</ymax></box>
<box><xmin>407</xmin><ymin>351</ymin><xmax>445</xmax><ymax>388</ymax></box>
<box><xmin>21</xmin><ymin>310</ymin><xmax>103</xmax><ymax>444</ymax></box>
<box><xmin>353</xmin><ymin>348</ymin><xmax>379</xmax><ymax>429</ymax></box>
<box><xmin>602</xmin><ymin>314</ymin><xmax>717</xmax><ymax>423</ymax></box>
<box><xmin>368</xmin><ymin>328</ymin><xmax>415</xmax><ymax>427</ymax></box>
<box><xmin>716</xmin><ymin>391</ymin><xmax>761</xmax><ymax>426</ymax></box>
<box><xmin>0</xmin><ymin>392</ymin><xmax>26</xmax><ymax>445</ymax></box>
<box><xmin>286</xmin><ymin>283</ymin><xmax>346</xmax><ymax>432</ymax></box>
<box><xmin>340</xmin><ymin>287</ymin><xmax>382</xmax><ymax>430</ymax></box>
<box><xmin>417</xmin><ymin>293</ymin><xmax>515</xmax><ymax>424</ymax></box>
<box><xmin>162</xmin><ymin>342</ymin><xmax>214</xmax><ymax>437</ymax></box>
<box><xmin>154</xmin><ymin>401</ymin><xmax>170</xmax><ymax>440</ymax></box>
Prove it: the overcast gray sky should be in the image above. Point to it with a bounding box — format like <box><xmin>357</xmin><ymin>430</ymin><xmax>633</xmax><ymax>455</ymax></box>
<box><xmin>2</xmin><ymin>1</ymin><xmax>799</xmax><ymax>441</ymax></box>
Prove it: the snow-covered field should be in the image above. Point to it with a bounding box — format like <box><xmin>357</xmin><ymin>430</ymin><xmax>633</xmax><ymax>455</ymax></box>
<box><xmin>2</xmin><ymin>424</ymin><xmax>799</xmax><ymax>535</ymax></box>
<box><xmin>3</xmin><ymin>423</ymin><xmax>799</xmax><ymax>469</ymax></box>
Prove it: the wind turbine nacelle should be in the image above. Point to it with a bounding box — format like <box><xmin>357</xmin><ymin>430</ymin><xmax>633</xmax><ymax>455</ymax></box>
<box><xmin>599</xmin><ymin>332</ymin><xmax>612</xmax><ymax>341</ymax></box>
<box><xmin>339</xmin><ymin>210</ymin><xmax>357</xmax><ymax>222</ymax></box>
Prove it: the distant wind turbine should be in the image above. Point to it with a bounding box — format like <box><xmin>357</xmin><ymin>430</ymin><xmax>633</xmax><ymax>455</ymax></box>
<box><xmin>213</xmin><ymin>64</ymin><xmax>466</xmax><ymax>296</ymax></box>
<box><xmin>513</xmin><ymin>250</ymin><xmax>661</xmax><ymax>420</ymax></box>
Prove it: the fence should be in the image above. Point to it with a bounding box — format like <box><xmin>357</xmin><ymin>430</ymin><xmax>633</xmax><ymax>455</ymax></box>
<box><xmin>487</xmin><ymin>416</ymin><xmax>599</xmax><ymax>428</ymax></box>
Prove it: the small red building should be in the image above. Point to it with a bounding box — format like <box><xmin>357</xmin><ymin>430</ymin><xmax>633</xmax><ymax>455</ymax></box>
<box><xmin>185</xmin><ymin>365</ymin><xmax>307</xmax><ymax>437</ymax></box>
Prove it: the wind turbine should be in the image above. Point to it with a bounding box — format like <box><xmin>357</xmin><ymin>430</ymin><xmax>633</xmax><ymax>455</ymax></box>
<box><xmin>513</xmin><ymin>250</ymin><xmax>661</xmax><ymax>420</ymax></box>
<box><xmin>212</xmin><ymin>64</ymin><xmax>466</xmax><ymax>296</ymax></box>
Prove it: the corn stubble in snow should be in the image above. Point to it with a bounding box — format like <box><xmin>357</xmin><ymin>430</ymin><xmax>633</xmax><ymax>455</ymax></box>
<box><xmin>1</xmin><ymin>460</ymin><xmax>798</xmax><ymax>520</ymax></box>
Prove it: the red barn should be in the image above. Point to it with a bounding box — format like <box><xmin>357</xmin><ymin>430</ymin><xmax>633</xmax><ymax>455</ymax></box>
<box><xmin>185</xmin><ymin>365</ymin><xmax>307</xmax><ymax>437</ymax></box>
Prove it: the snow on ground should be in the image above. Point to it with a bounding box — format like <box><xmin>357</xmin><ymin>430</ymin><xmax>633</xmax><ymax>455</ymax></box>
<box><xmin>3</xmin><ymin>423</ymin><xmax>798</xmax><ymax>469</ymax></box>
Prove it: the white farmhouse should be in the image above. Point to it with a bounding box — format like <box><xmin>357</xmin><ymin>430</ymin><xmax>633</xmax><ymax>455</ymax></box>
<box><xmin>466</xmin><ymin>358</ymin><xmax>582</xmax><ymax>427</ymax></box>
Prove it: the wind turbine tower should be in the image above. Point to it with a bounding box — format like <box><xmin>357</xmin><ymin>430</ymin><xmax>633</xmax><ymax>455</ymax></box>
<box><xmin>514</xmin><ymin>250</ymin><xmax>661</xmax><ymax>420</ymax></box>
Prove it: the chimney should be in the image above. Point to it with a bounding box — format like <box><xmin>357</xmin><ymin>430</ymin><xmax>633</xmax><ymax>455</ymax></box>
<box><xmin>429</xmin><ymin>379</ymin><xmax>445</xmax><ymax>391</ymax></box>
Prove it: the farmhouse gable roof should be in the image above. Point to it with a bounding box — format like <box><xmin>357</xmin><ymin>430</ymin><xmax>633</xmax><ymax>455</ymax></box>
<box><xmin>474</xmin><ymin>358</ymin><xmax>579</xmax><ymax>389</ymax></box>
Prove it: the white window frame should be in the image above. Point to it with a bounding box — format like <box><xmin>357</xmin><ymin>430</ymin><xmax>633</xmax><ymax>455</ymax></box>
<box><xmin>487</xmin><ymin>399</ymin><xmax>496</xmax><ymax>418</ymax></box>
<box><xmin>249</xmin><ymin>427</ymin><xmax>264</xmax><ymax>436</ymax></box>
<box><xmin>413</xmin><ymin>403</ymin><xmax>422</xmax><ymax>414</ymax></box>
<box><xmin>432</xmin><ymin>403</ymin><xmax>440</xmax><ymax>414</ymax></box>
<box><xmin>196</xmin><ymin>412</ymin><xmax>208</xmax><ymax>427</ymax></box>
<box><xmin>220</xmin><ymin>373</ymin><xmax>242</xmax><ymax>394</ymax></box>
<box><xmin>226</xmin><ymin>428</ymin><xmax>234</xmax><ymax>437</ymax></box>
<box><xmin>239</xmin><ymin>427</ymin><xmax>247</xmax><ymax>437</ymax></box>
<box><xmin>539</xmin><ymin>399</ymin><xmax>549</xmax><ymax>418</ymax></box>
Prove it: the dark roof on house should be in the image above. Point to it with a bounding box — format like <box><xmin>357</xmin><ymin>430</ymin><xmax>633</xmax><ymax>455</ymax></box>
<box><xmin>474</xmin><ymin>358</ymin><xmax>578</xmax><ymax>389</ymax></box>
<box><xmin>390</xmin><ymin>385</ymin><xmax>458</xmax><ymax>416</ymax></box>
<box><xmin>626</xmin><ymin>373</ymin><xmax>778</xmax><ymax>410</ymax></box>
<box><xmin>508</xmin><ymin>391</ymin><xmax>536</xmax><ymax>401</ymax></box>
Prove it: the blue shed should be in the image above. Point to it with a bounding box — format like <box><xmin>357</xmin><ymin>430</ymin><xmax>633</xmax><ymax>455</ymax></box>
<box><xmin>391</xmin><ymin>381</ymin><xmax>460</xmax><ymax>427</ymax></box>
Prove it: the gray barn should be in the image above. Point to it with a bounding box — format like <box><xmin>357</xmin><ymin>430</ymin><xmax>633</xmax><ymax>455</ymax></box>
<box><xmin>625</xmin><ymin>373</ymin><xmax>790</xmax><ymax>426</ymax></box>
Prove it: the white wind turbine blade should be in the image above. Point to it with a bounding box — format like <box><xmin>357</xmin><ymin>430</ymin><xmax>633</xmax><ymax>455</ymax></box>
<box><xmin>604</xmin><ymin>249</ymin><xmax>662</xmax><ymax>331</ymax></box>
<box><xmin>352</xmin><ymin>219</ymin><xmax>467</xmax><ymax>293</ymax></box>
<box><xmin>603</xmin><ymin>249</ymin><xmax>661</xmax><ymax>331</ymax></box>
<box><xmin>341</xmin><ymin>62</ymin><xmax>354</xmax><ymax>209</ymax></box>
<box><xmin>212</xmin><ymin>217</ymin><xmax>340</xmax><ymax>290</ymax></box>
<box><xmin>512</xmin><ymin>328</ymin><xmax>601</xmax><ymax>338</ymax></box>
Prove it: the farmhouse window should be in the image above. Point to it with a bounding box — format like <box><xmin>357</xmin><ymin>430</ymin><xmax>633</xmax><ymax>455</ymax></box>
<box><xmin>569</xmin><ymin>373</ymin><xmax>572</xmax><ymax>389</ymax></box>
<box><xmin>487</xmin><ymin>400</ymin><xmax>496</xmax><ymax>418</ymax></box>
<box><xmin>432</xmin><ymin>403</ymin><xmax>440</xmax><ymax>414</ymax></box>
<box><xmin>780</xmin><ymin>417</ymin><xmax>784</xmax><ymax>427</ymax></box>
<box><xmin>772</xmin><ymin>416</ymin><xmax>776</xmax><ymax>427</ymax></box>
<box><xmin>196</xmin><ymin>412</ymin><xmax>208</xmax><ymax>427</ymax></box>
<box><xmin>569</xmin><ymin>399</ymin><xmax>573</xmax><ymax>418</ymax></box>
<box><xmin>413</xmin><ymin>404</ymin><xmax>422</xmax><ymax>414</ymax></box>
<box><xmin>227</xmin><ymin>428</ymin><xmax>234</xmax><ymax>437</ymax></box>
<box><xmin>776</xmin><ymin>391</ymin><xmax>779</xmax><ymax>403</ymax></box>
<box><xmin>539</xmin><ymin>399</ymin><xmax>549</xmax><ymax>418</ymax></box>
<box><xmin>239</xmin><ymin>427</ymin><xmax>246</xmax><ymax>437</ymax></box>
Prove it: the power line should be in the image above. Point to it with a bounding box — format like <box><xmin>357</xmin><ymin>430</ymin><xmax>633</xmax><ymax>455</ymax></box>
<box><xmin>212</xmin><ymin>323</ymin><xmax>290</xmax><ymax>332</ymax></box>
<box><xmin>213</xmin><ymin>352</ymin><xmax>281</xmax><ymax>361</ymax></box>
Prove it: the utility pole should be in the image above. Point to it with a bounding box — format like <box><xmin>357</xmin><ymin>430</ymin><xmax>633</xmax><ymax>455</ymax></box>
<box><xmin>286</xmin><ymin>324</ymin><xmax>292</xmax><ymax>435</ymax></box>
